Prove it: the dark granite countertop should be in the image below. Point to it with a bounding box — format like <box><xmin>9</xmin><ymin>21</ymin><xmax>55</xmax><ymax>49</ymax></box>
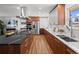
<box><xmin>0</xmin><ymin>32</ymin><xmax>28</xmax><ymax>44</ymax></box>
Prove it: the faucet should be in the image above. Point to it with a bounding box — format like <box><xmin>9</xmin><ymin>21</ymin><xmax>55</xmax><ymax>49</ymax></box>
<box><xmin>66</xmin><ymin>25</ymin><xmax>73</xmax><ymax>37</ymax></box>
<box><xmin>66</xmin><ymin>25</ymin><xmax>70</xmax><ymax>31</ymax></box>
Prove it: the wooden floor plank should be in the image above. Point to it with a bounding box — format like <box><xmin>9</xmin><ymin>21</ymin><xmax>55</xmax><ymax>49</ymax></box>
<box><xmin>29</xmin><ymin>35</ymin><xmax>53</xmax><ymax>54</ymax></box>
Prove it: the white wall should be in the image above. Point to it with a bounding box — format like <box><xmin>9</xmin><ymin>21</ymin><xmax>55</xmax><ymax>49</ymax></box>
<box><xmin>39</xmin><ymin>17</ymin><xmax>49</xmax><ymax>28</ymax></box>
<box><xmin>26</xmin><ymin>11</ymin><xmax>49</xmax><ymax>17</ymax></box>
<box><xmin>65</xmin><ymin>4</ymin><xmax>71</xmax><ymax>26</ymax></box>
<box><xmin>48</xmin><ymin>8</ymin><xmax>58</xmax><ymax>26</ymax></box>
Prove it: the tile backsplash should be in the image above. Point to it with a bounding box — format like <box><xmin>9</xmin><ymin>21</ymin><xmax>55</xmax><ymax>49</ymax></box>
<box><xmin>72</xmin><ymin>29</ymin><xmax>79</xmax><ymax>39</ymax></box>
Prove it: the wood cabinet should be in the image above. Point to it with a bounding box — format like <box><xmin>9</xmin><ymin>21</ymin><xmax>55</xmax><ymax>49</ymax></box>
<box><xmin>21</xmin><ymin>34</ymin><xmax>33</xmax><ymax>54</ymax></box>
<box><xmin>0</xmin><ymin>45</ymin><xmax>9</xmax><ymax>54</ymax></box>
<box><xmin>65</xmin><ymin>46</ymin><xmax>77</xmax><ymax>54</ymax></box>
<box><xmin>44</xmin><ymin>29</ymin><xmax>65</xmax><ymax>53</ymax></box>
<box><xmin>43</xmin><ymin>29</ymin><xmax>77</xmax><ymax>54</ymax></box>
<box><xmin>57</xmin><ymin>4</ymin><xmax>65</xmax><ymax>25</ymax></box>
<box><xmin>40</xmin><ymin>28</ymin><xmax>44</xmax><ymax>34</ymax></box>
<box><xmin>29</xmin><ymin>16</ymin><xmax>40</xmax><ymax>21</ymax></box>
<box><xmin>0</xmin><ymin>34</ymin><xmax>33</xmax><ymax>54</ymax></box>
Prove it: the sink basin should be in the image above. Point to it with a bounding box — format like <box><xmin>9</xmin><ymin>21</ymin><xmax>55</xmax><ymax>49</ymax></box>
<box><xmin>57</xmin><ymin>35</ymin><xmax>78</xmax><ymax>42</ymax></box>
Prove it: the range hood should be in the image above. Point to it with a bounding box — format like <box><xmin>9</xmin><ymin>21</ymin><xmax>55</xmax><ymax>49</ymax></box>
<box><xmin>17</xmin><ymin>7</ymin><xmax>28</xmax><ymax>19</ymax></box>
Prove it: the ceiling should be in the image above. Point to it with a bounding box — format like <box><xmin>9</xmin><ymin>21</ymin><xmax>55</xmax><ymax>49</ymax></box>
<box><xmin>0</xmin><ymin>4</ymin><xmax>56</xmax><ymax>16</ymax></box>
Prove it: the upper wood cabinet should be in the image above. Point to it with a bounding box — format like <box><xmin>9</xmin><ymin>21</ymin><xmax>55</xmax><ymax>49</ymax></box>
<box><xmin>57</xmin><ymin>4</ymin><xmax>65</xmax><ymax>25</ymax></box>
<box><xmin>29</xmin><ymin>16</ymin><xmax>40</xmax><ymax>21</ymax></box>
<box><xmin>49</xmin><ymin>4</ymin><xmax>65</xmax><ymax>25</ymax></box>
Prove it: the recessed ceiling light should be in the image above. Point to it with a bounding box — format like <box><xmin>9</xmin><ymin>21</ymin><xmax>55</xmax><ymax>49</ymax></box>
<box><xmin>17</xmin><ymin>7</ymin><xmax>20</xmax><ymax>10</ymax></box>
<box><xmin>39</xmin><ymin>7</ymin><xmax>42</xmax><ymax>10</ymax></box>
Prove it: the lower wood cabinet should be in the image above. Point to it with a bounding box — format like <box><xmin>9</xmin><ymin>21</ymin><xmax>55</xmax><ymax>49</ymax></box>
<box><xmin>65</xmin><ymin>46</ymin><xmax>77</xmax><ymax>54</ymax></box>
<box><xmin>0</xmin><ymin>34</ymin><xmax>33</xmax><ymax>54</ymax></box>
<box><xmin>8</xmin><ymin>44</ymin><xmax>20</xmax><ymax>54</ymax></box>
<box><xmin>0</xmin><ymin>45</ymin><xmax>9</xmax><ymax>54</ymax></box>
<box><xmin>21</xmin><ymin>35</ymin><xmax>33</xmax><ymax>54</ymax></box>
<box><xmin>43</xmin><ymin>29</ymin><xmax>77</xmax><ymax>54</ymax></box>
<box><xmin>40</xmin><ymin>28</ymin><xmax>44</xmax><ymax>34</ymax></box>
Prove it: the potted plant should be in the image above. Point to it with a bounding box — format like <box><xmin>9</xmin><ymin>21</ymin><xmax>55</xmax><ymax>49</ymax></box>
<box><xmin>0</xmin><ymin>20</ymin><xmax>5</xmax><ymax>35</ymax></box>
<box><xmin>58</xmin><ymin>29</ymin><xmax>64</xmax><ymax>34</ymax></box>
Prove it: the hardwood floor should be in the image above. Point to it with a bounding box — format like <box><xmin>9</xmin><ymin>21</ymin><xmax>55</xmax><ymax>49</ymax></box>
<box><xmin>29</xmin><ymin>35</ymin><xmax>53</xmax><ymax>54</ymax></box>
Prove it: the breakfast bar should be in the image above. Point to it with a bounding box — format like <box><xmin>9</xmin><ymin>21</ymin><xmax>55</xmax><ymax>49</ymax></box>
<box><xmin>0</xmin><ymin>32</ymin><xmax>33</xmax><ymax>54</ymax></box>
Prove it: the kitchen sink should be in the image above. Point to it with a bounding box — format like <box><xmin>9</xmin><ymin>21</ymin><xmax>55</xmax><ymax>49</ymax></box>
<box><xmin>57</xmin><ymin>35</ymin><xmax>78</xmax><ymax>42</ymax></box>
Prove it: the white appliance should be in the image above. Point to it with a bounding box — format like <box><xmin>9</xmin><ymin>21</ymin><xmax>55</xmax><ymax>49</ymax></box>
<box><xmin>32</xmin><ymin>21</ymin><xmax>39</xmax><ymax>34</ymax></box>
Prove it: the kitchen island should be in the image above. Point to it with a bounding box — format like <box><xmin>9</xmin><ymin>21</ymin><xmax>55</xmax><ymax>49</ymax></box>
<box><xmin>0</xmin><ymin>32</ymin><xmax>33</xmax><ymax>54</ymax></box>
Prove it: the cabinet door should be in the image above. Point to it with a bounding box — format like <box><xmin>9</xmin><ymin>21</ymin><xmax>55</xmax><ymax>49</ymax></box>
<box><xmin>50</xmin><ymin>36</ymin><xmax>58</xmax><ymax>53</ymax></box>
<box><xmin>21</xmin><ymin>38</ymin><xmax>29</xmax><ymax>54</ymax></box>
<box><xmin>57</xmin><ymin>4</ymin><xmax>65</xmax><ymax>25</ymax></box>
<box><xmin>43</xmin><ymin>29</ymin><xmax>76</xmax><ymax>54</ymax></box>
<box><xmin>54</xmin><ymin>38</ymin><xmax>66</xmax><ymax>54</ymax></box>
<box><xmin>43</xmin><ymin>30</ymin><xmax>60</xmax><ymax>53</ymax></box>
<box><xmin>8</xmin><ymin>45</ymin><xmax>20</xmax><ymax>54</ymax></box>
<box><xmin>50</xmin><ymin>35</ymin><xmax>76</xmax><ymax>54</ymax></box>
<box><xmin>65</xmin><ymin>46</ymin><xmax>77</xmax><ymax>54</ymax></box>
<box><xmin>47</xmin><ymin>33</ymin><xmax>66</xmax><ymax>54</ymax></box>
<box><xmin>40</xmin><ymin>28</ymin><xmax>44</xmax><ymax>34</ymax></box>
<box><xmin>21</xmin><ymin>35</ymin><xmax>33</xmax><ymax>54</ymax></box>
<box><xmin>0</xmin><ymin>45</ymin><xmax>9</xmax><ymax>54</ymax></box>
<box><xmin>44</xmin><ymin>30</ymin><xmax>50</xmax><ymax>42</ymax></box>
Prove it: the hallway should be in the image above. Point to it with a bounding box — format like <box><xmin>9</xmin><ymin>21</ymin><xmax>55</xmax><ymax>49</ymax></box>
<box><xmin>29</xmin><ymin>35</ymin><xmax>53</xmax><ymax>54</ymax></box>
